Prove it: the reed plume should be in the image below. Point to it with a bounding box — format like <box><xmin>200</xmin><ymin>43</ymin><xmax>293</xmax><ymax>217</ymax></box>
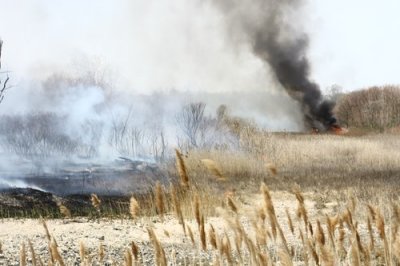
<box><xmin>79</xmin><ymin>241</ymin><xmax>86</xmax><ymax>264</ymax></box>
<box><xmin>193</xmin><ymin>193</ymin><xmax>201</xmax><ymax>227</ymax></box>
<box><xmin>28</xmin><ymin>240</ymin><xmax>37</xmax><ymax>266</ymax></box>
<box><xmin>175</xmin><ymin>149</ymin><xmax>189</xmax><ymax>187</ymax></box>
<box><xmin>131</xmin><ymin>241</ymin><xmax>140</xmax><ymax>261</ymax></box>
<box><xmin>90</xmin><ymin>194</ymin><xmax>101</xmax><ymax>212</ymax></box>
<box><xmin>20</xmin><ymin>242</ymin><xmax>26</xmax><ymax>266</ymax></box>
<box><xmin>348</xmin><ymin>194</ymin><xmax>357</xmax><ymax>213</ymax></box>
<box><xmin>265</xmin><ymin>162</ymin><xmax>278</xmax><ymax>176</ymax></box>
<box><xmin>227</xmin><ymin>196</ymin><xmax>238</xmax><ymax>214</ymax></box>
<box><xmin>316</xmin><ymin>220</ymin><xmax>326</xmax><ymax>246</ymax></box>
<box><xmin>200</xmin><ymin>215</ymin><xmax>207</xmax><ymax>251</ymax></box>
<box><xmin>129</xmin><ymin>196</ymin><xmax>140</xmax><ymax>220</ymax></box>
<box><xmin>221</xmin><ymin>233</ymin><xmax>232</xmax><ymax>264</ymax></box>
<box><xmin>338</xmin><ymin>226</ymin><xmax>346</xmax><ymax>256</ymax></box>
<box><xmin>351</xmin><ymin>233</ymin><xmax>361</xmax><ymax>266</ymax></box>
<box><xmin>187</xmin><ymin>225</ymin><xmax>195</xmax><ymax>246</ymax></box>
<box><xmin>171</xmin><ymin>185</ymin><xmax>186</xmax><ymax>234</ymax></box>
<box><xmin>209</xmin><ymin>224</ymin><xmax>217</xmax><ymax>249</ymax></box>
<box><xmin>50</xmin><ymin>237</ymin><xmax>65</xmax><ymax>266</ymax></box>
<box><xmin>124</xmin><ymin>249</ymin><xmax>132</xmax><ymax>266</ymax></box>
<box><xmin>98</xmin><ymin>242</ymin><xmax>105</xmax><ymax>263</ymax></box>
<box><xmin>258</xmin><ymin>252</ymin><xmax>271</xmax><ymax>265</ymax></box>
<box><xmin>278</xmin><ymin>247</ymin><xmax>293</xmax><ymax>266</ymax></box>
<box><xmin>285</xmin><ymin>208</ymin><xmax>294</xmax><ymax>235</ymax></box>
<box><xmin>201</xmin><ymin>159</ymin><xmax>226</xmax><ymax>181</ymax></box>
<box><xmin>252</xmin><ymin>220</ymin><xmax>266</xmax><ymax>246</ymax></box>
<box><xmin>257</xmin><ymin>207</ymin><xmax>266</xmax><ymax>223</ymax></box>
<box><xmin>368</xmin><ymin>204</ymin><xmax>388</xmax><ymax>263</ymax></box>
<box><xmin>319</xmin><ymin>244</ymin><xmax>335</xmax><ymax>266</ymax></box>
<box><xmin>260</xmin><ymin>182</ymin><xmax>277</xmax><ymax>239</ymax></box>
<box><xmin>367</xmin><ymin>216</ymin><xmax>375</xmax><ymax>251</ymax></box>
<box><xmin>293</xmin><ymin>188</ymin><xmax>309</xmax><ymax>234</ymax></box>
<box><xmin>307</xmin><ymin>239</ymin><xmax>319</xmax><ymax>265</ymax></box>
<box><xmin>41</xmin><ymin>218</ymin><xmax>51</xmax><ymax>242</ymax></box>
<box><xmin>392</xmin><ymin>203</ymin><xmax>400</xmax><ymax>241</ymax></box>
<box><xmin>155</xmin><ymin>181</ymin><xmax>165</xmax><ymax>219</ymax></box>
<box><xmin>57</xmin><ymin>203</ymin><xmax>71</xmax><ymax>218</ymax></box>
<box><xmin>147</xmin><ymin>227</ymin><xmax>167</xmax><ymax>266</ymax></box>
<box><xmin>326</xmin><ymin>215</ymin><xmax>338</xmax><ymax>250</ymax></box>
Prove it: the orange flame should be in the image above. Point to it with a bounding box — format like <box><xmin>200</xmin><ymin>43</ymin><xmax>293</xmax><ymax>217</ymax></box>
<box><xmin>330</xmin><ymin>125</ymin><xmax>348</xmax><ymax>135</ymax></box>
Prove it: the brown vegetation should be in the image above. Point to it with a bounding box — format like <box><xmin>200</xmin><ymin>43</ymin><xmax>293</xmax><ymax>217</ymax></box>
<box><xmin>335</xmin><ymin>85</ymin><xmax>400</xmax><ymax>131</ymax></box>
<box><xmin>2</xmin><ymin>102</ymin><xmax>400</xmax><ymax>264</ymax></box>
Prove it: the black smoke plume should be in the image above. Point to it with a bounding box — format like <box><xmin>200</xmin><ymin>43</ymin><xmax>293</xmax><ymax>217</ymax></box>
<box><xmin>213</xmin><ymin>0</ymin><xmax>336</xmax><ymax>130</ymax></box>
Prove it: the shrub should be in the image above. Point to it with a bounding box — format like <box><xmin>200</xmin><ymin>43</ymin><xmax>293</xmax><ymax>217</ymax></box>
<box><xmin>335</xmin><ymin>85</ymin><xmax>400</xmax><ymax>131</ymax></box>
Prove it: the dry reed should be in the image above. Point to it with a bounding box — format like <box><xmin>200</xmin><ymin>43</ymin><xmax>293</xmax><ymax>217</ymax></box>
<box><xmin>200</xmin><ymin>215</ymin><xmax>207</xmax><ymax>250</ymax></box>
<box><xmin>201</xmin><ymin>159</ymin><xmax>226</xmax><ymax>181</ymax></box>
<box><xmin>227</xmin><ymin>196</ymin><xmax>238</xmax><ymax>214</ymax></box>
<box><xmin>79</xmin><ymin>241</ymin><xmax>86</xmax><ymax>264</ymax></box>
<box><xmin>175</xmin><ymin>149</ymin><xmax>189</xmax><ymax>187</ymax></box>
<box><xmin>131</xmin><ymin>241</ymin><xmax>139</xmax><ymax>261</ymax></box>
<box><xmin>147</xmin><ymin>227</ymin><xmax>167</xmax><ymax>266</ymax></box>
<box><xmin>28</xmin><ymin>240</ymin><xmax>37</xmax><ymax>266</ymax></box>
<box><xmin>90</xmin><ymin>194</ymin><xmax>101</xmax><ymax>212</ymax></box>
<box><xmin>278</xmin><ymin>247</ymin><xmax>293</xmax><ymax>266</ymax></box>
<box><xmin>171</xmin><ymin>185</ymin><xmax>186</xmax><ymax>234</ymax></box>
<box><xmin>193</xmin><ymin>193</ymin><xmax>201</xmax><ymax>227</ymax></box>
<box><xmin>129</xmin><ymin>196</ymin><xmax>140</xmax><ymax>220</ymax></box>
<box><xmin>209</xmin><ymin>224</ymin><xmax>217</xmax><ymax>249</ymax></box>
<box><xmin>20</xmin><ymin>242</ymin><xmax>26</xmax><ymax>266</ymax></box>
<box><xmin>187</xmin><ymin>225</ymin><xmax>195</xmax><ymax>246</ymax></box>
<box><xmin>265</xmin><ymin>162</ymin><xmax>278</xmax><ymax>176</ymax></box>
<box><xmin>41</xmin><ymin>218</ymin><xmax>51</xmax><ymax>242</ymax></box>
<box><xmin>57</xmin><ymin>203</ymin><xmax>71</xmax><ymax>218</ymax></box>
<box><xmin>286</xmin><ymin>208</ymin><xmax>294</xmax><ymax>235</ymax></box>
<box><xmin>155</xmin><ymin>181</ymin><xmax>165</xmax><ymax>219</ymax></box>
<box><xmin>50</xmin><ymin>237</ymin><xmax>65</xmax><ymax>266</ymax></box>
<box><xmin>124</xmin><ymin>249</ymin><xmax>132</xmax><ymax>266</ymax></box>
<box><xmin>98</xmin><ymin>242</ymin><xmax>105</xmax><ymax>263</ymax></box>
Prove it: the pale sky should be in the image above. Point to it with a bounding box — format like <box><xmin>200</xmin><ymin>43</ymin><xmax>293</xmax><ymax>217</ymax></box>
<box><xmin>1</xmin><ymin>0</ymin><xmax>400</xmax><ymax>93</ymax></box>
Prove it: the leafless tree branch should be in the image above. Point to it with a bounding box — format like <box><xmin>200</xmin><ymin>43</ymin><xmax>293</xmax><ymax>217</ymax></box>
<box><xmin>0</xmin><ymin>39</ymin><xmax>11</xmax><ymax>103</ymax></box>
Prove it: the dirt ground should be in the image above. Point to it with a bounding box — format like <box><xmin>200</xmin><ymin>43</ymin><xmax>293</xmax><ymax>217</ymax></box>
<box><xmin>0</xmin><ymin>190</ymin><xmax>356</xmax><ymax>265</ymax></box>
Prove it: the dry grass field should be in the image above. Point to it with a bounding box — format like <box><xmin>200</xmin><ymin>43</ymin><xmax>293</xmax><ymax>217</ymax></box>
<box><xmin>1</xmin><ymin>132</ymin><xmax>400</xmax><ymax>265</ymax></box>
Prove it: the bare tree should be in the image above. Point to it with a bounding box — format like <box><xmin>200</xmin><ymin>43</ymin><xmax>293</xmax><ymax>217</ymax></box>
<box><xmin>175</xmin><ymin>102</ymin><xmax>228</xmax><ymax>150</ymax></box>
<box><xmin>0</xmin><ymin>113</ymin><xmax>79</xmax><ymax>159</ymax></box>
<box><xmin>176</xmin><ymin>102</ymin><xmax>208</xmax><ymax>148</ymax></box>
<box><xmin>0</xmin><ymin>39</ymin><xmax>10</xmax><ymax>103</ymax></box>
<box><xmin>335</xmin><ymin>85</ymin><xmax>400</xmax><ymax>131</ymax></box>
<box><xmin>147</xmin><ymin>130</ymin><xmax>167</xmax><ymax>162</ymax></box>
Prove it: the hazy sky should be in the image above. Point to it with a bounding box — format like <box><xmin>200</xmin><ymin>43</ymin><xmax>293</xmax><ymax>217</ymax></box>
<box><xmin>1</xmin><ymin>0</ymin><xmax>399</xmax><ymax>93</ymax></box>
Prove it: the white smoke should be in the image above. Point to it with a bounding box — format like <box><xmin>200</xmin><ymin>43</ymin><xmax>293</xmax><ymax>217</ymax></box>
<box><xmin>0</xmin><ymin>0</ymin><xmax>305</xmax><ymax>169</ymax></box>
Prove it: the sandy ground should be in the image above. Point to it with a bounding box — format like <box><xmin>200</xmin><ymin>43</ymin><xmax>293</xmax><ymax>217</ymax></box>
<box><xmin>0</xmin><ymin>191</ymin><xmax>342</xmax><ymax>265</ymax></box>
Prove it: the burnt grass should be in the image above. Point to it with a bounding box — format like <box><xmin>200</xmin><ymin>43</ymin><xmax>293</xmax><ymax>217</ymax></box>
<box><xmin>0</xmin><ymin>187</ymin><xmax>156</xmax><ymax>218</ymax></box>
<box><xmin>1</xmin><ymin>166</ymin><xmax>399</xmax><ymax>218</ymax></box>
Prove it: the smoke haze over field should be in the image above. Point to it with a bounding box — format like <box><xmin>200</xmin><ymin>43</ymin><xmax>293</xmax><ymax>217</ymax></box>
<box><xmin>1</xmin><ymin>0</ymin><xmax>400</xmax><ymax>192</ymax></box>
<box><xmin>1</xmin><ymin>0</ymin><xmax>400</xmax><ymax>130</ymax></box>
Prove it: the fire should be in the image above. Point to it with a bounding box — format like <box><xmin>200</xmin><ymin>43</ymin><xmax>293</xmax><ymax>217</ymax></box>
<box><xmin>310</xmin><ymin>125</ymin><xmax>348</xmax><ymax>135</ymax></box>
<box><xmin>330</xmin><ymin>125</ymin><xmax>348</xmax><ymax>135</ymax></box>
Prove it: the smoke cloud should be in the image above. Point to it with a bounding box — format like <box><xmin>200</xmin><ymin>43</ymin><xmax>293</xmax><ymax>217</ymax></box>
<box><xmin>212</xmin><ymin>0</ymin><xmax>336</xmax><ymax>129</ymax></box>
<box><xmin>0</xmin><ymin>0</ymin><xmax>304</xmax><ymax>127</ymax></box>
